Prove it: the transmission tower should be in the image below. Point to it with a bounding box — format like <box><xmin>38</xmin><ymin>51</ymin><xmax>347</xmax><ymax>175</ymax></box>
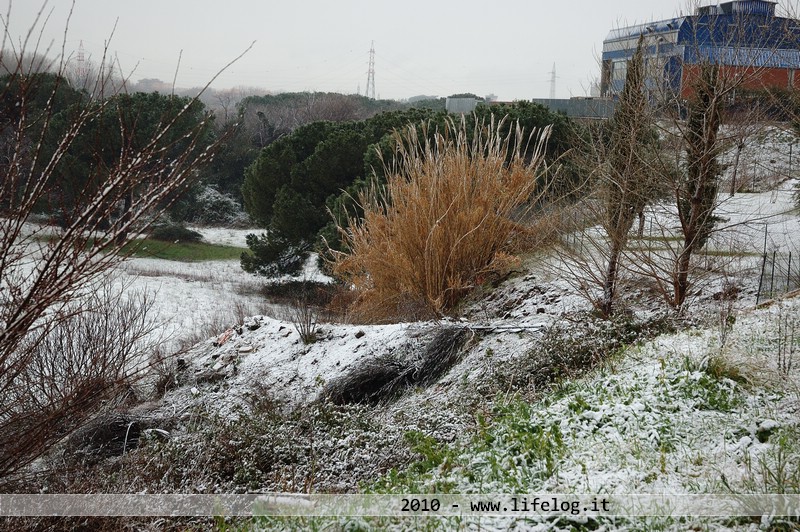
<box><xmin>365</xmin><ymin>41</ymin><xmax>376</xmax><ymax>100</ymax></box>
<box><xmin>77</xmin><ymin>40</ymin><xmax>88</xmax><ymax>81</ymax></box>
<box><xmin>549</xmin><ymin>63</ymin><xmax>556</xmax><ymax>99</ymax></box>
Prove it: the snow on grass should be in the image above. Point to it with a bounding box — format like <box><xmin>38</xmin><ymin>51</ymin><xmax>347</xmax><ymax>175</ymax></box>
<box><xmin>335</xmin><ymin>297</ymin><xmax>799</xmax><ymax>531</ymax></box>
<box><xmin>189</xmin><ymin>226</ymin><xmax>254</xmax><ymax>248</ymax></box>
<box><xmin>45</xmin><ymin>124</ymin><xmax>797</xmax><ymax>530</ymax></box>
<box><xmin>113</xmin><ymin>257</ymin><xmax>275</xmax><ymax>354</ymax></box>
<box><xmin>161</xmin><ymin>262</ymin><xmax>798</xmax><ymax>497</ymax></box>
<box><xmin>107</xmin><ymin>227</ymin><xmax>329</xmax><ymax>355</ymax></box>
<box><xmin>143</xmin><ymin>139</ymin><xmax>798</xmax><ymax>516</ymax></box>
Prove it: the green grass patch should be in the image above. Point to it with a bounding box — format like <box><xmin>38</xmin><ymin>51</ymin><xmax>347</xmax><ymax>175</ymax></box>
<box><xmin>369</xmin><ymin>397</ymin><xmax>565</xmax><ymax>495</ymax></box>
<box><xmin>122</xmin><ymin>238</ymin><xmax>247</xmax><ymax>262</ymax></box>
<box><xmin>625</xmin><ymin>244</ymin><xmax>674</xmax><ymax>253</ymax></box>
<box><xmin>33</xmin><ymin>233</ymin><xmax>247</xmax><ymax>262</ymax></box>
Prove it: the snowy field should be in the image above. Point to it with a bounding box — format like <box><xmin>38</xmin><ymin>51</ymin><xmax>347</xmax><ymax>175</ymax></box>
<box><xmin>104</xmin><ymin>126</ymin><xmax>800</xmax><ymax>412</ymax></box>
<box><xmin>707</xmin><ymin>125</ymin><xmax>799</xmax><ymax>255</ymax></box>
<box><xmin>108</xmin><ymin>227</ymin><xmax>332</xmax><ymax>354</ymax></box>
<box><xmin>114</xmin><ymin>255</ymin><xmax>274</xmax><ymax>353</ymax></box>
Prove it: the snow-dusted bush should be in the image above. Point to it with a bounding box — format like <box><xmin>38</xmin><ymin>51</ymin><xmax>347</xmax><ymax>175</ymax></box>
<box><xmin>42</xmin><ymin>394</ymin><xmax>417</xmax><ymax>496</ymax></box>
<box><xmin>187</xmin><ymin>186</ymin><xmax>250</xmax><ymax>226</ymax></box>
<box><xmin>488</xmin><ymin>312</ymin><xmax>677</xmax><ymax>396</ymax></box>
<box><xmin>149</xmin><ymin>223</ymin><xmax>203</xmax><ymax>243</ymax></box>
<box><xmin>1</xmin><ymin>281</ymin><xmax>162</xmax><ymax>489</ymax></box>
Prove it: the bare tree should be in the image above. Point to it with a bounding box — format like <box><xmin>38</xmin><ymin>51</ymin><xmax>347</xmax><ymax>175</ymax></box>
<box><xmin>671</xmin><ymin>62</ymin><xmax>726</xmax><ymax>307</ymax></box>
<box><xmin>0</xmin><ymin>278</ymin><xmax>162</xmax><ymax>488</ymax></box>
<box><xmin>555</xmin><ymin>38</ymin><xmax>662</xmax><ymax>316</ymax></box>
<box><xmin>238</xmin><ymin>91</ymin><xmax>369</xmax><ymax>147</ymax></box>
<box><xmin>300</xmin><ymin>92</ymin><xmax>361</xmax><ymax>123</ymax></box>
<box><xmin>596</xmin><ymin>38</ymin><xmax>661</xmax><ymax>315</ymax></box>
<box><xmin>602</xmin><ymin>2</ymin><xmax>799</xmax><ymax>311</ymax></box>
<box><xmin>0</xmin><ymin>2</ymin><xmax>249</xmax><ymax>484</ymax></box>
<box><xmin>641</xmin><ymin>63</ymin><xmax>772</xmax><ymax>309</ymax></box>
<box><xmin>63</xmin><ymin>54</ymin><xmax>126</xmax><ymax>97</ymax></box>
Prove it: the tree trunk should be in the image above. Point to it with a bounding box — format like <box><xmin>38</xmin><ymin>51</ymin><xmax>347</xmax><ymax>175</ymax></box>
<box><xmin>673</xmin><ymin>242</ymin><xmax>693</xmax><ymax>308</ymax></box>
<box><xmin>115</xmin><ymin>191</ymin><xmax>133</xmax><ymax>246</ymax></box>
<box><xmin>637</xmin><ymin>209</ymin><xmax>645</xmax><ymax>238</ymax></box>
<box><xmin>729</xmin><ymin>140</ymin><xmax>744</xmax><ymax>196</ymax></box>
<box><xmin>601</xmin><ymin>241</ymin><xmax>623</xmax><ymax>317</ymax></box>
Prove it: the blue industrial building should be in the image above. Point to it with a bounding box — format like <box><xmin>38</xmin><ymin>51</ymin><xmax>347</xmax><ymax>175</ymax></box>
<box><xmin>601</xmin><ymin>0</ymin><xmax>800</xmax><ymax>99</ymax></box>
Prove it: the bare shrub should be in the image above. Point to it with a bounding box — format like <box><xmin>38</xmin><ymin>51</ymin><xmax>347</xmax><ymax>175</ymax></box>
<box><xmin>776</xmin><ymin>310</ymin><xmax>797</xmax><ymax>376</ymax></box>
<box><xmin>487</xmin><ymin>313</ymin><xmax>677</xmax><ymax>397</ymax></box>
<box><xmin>559</xmin><ymin>38</ymin><xmax>662</xmax><ymax>317</ymax></box>
<box><xmin>332</xmin><ymin>115</ymin><xmax>552</xmax><ymax>322</ymax></box>
<box><xmin>287</xmin><ymin>287</ymin><xmax>320</xmax><ymax>345</ymax></box>
<box><xmin>0</xmin><ymin>279</ymin><xmax>161</xmax><ymax>488</ymax></box>
<box><xmin>714</xmin><ymin>277</ymin><xmax>739</xmax><ymax>351</ymax></box>
<box><xmin>0</xmin><ymin>5</ymin><xmax>249</xmax><ymax>488</ymax></box>
<box><xmin>514</xmin><ymin>201</ymin><xmax>584</xmax><ymax>251</ymax></box>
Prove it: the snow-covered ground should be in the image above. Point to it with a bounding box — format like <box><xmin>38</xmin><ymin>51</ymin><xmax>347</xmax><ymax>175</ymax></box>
<box><xmin>146</xmin><ymin>241</ymin><xmax>800</xmax><ymax>530</ymax></box>
<box><xmin>711</xmin><ymin>181</ymin><xmax>799</xmax><ymax>256</ymax></box>
<box><xmin>711</xmin><ymin>125</ymin><xmax>799</xmax><ymax>254</ymax></box>
<box><xmin>37</xmin><ymin>124</ymin><xmax>797</xmax><ymax>530</ymax></box>
<box><xmin>114</xmin><ymin>256</ymin><xmax>275</xmax><ymax>353</ymax></box>
<box><xmin>186</xmin><ymin>226</ymin><xmax>252</xmax><ymax>248</ymax></box>
<box><xmin>108</xmin><ymin>227</ymin><xmax>333</xmax><ymax>354</ymax></box>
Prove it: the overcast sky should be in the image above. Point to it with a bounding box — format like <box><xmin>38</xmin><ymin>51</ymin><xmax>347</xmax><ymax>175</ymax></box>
<box><xmin>7</xmin><ymin>0</ymin><xmax>718</xmax><ymax>101</ymax></box>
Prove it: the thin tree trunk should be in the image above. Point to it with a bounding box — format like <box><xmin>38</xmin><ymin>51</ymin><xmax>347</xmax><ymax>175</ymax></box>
<box><xmin>115</xmin><ymin>191</ymin><xmax>133</xmax><ymax>246</ymax></box>
<box><xmin>601</xmin><ymin>241</ymin><xmax>623</xmax><ymax>317</ymax></box>
<box><xmin>674</xmin><ymin>243</ymin><xmax>693</xmax><ymax>308</ymax></box>
<box><xmin>637</xmin><ymin>209</ymin><xmax>645</xmax><ymax>238</ymax></box>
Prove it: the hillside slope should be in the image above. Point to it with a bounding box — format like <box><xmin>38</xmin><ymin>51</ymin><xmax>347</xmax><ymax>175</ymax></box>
<box><xmin>36</xmin><ymin>126</ymin><xmax>800</xmax><ymax>531</ymax></box>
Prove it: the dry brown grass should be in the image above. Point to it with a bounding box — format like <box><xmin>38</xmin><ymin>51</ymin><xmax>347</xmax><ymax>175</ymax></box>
<box><xmin>332</xmin><ymin>115</ymin><xmax>552</xmax><ymax>322</ymax></box>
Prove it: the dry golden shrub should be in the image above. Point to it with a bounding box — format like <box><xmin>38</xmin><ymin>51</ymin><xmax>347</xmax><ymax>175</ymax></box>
<box><xmin>332</xmin><ymin>115</ymin><xmax>552</xmax><ymax>322</ymax></box>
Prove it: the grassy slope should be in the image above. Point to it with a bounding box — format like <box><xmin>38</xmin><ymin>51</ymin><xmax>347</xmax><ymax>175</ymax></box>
<box><xmin>35</xmin><ymin>232</ymin><xmax>248</xmax><ymax>262</ymax></box>
<box><xmin>358</xmin><ymin>300</ymin><xmax>800</xmax><ymax>530</ymax></box>
<box><xmin>258</xmin><ymin>297</ymin><xmax>799</xmax><ymax>531</ymax></box>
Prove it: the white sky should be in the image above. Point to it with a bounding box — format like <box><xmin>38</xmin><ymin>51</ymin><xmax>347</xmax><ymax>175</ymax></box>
<box><xmin>6</xmin><ymin>0</ymin><xmax>707</xmax><ymax>101</ymax></box>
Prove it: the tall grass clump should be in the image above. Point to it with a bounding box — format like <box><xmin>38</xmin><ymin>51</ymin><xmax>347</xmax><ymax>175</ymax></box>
<box><xmin>333</xmin><ymin>115</ymin><xmax>552</xmax><ymax>322</ymax></box>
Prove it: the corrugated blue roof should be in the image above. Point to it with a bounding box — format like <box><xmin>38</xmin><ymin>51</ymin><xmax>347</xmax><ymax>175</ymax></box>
<box><xmin>680</xmin><ymin>14</ymin><xmax>800</xmax><ymax>50</ymax></box>
<box><xmin>603</xmin><ymin>10</ymin><xmax>800</xmax><ymax>58</ymax></box>
<box><xmin>685</xmin><ymin>45</ymin><xmax>800</xmax><ymax>68</ymax></box>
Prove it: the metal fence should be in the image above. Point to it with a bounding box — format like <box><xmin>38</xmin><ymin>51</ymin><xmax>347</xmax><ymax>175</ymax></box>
<box><xmin>757</xmin><ymin>250</ymin><xmax>800</xmax><ymax>304</ymax></box>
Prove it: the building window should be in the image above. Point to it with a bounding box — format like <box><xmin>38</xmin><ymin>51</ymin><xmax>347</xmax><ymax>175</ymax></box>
<box><xmin>612</xmin><ymin>59</ymin><xmax>628</xmax><ymax>81</ymax></box>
